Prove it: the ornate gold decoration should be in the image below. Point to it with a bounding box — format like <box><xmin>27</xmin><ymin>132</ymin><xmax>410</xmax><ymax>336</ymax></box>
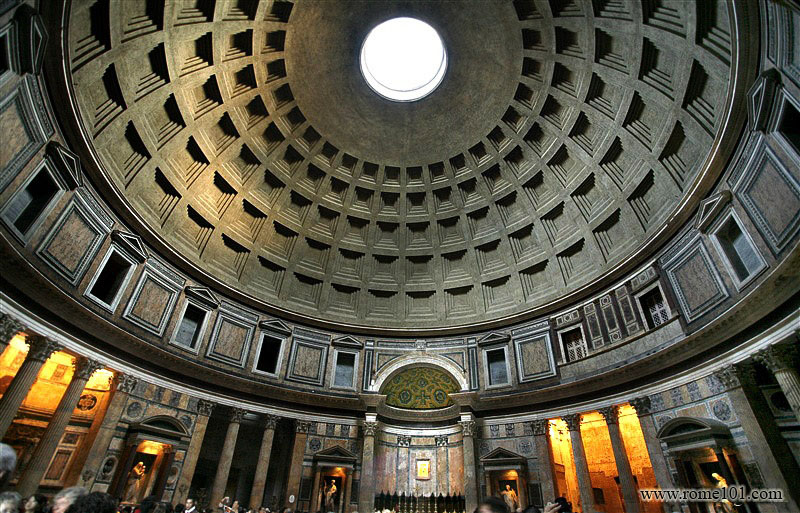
<box><xmin>381</xmin><ymin>366</ymin><xmax>460</xmax><ymax>409</ymax></box>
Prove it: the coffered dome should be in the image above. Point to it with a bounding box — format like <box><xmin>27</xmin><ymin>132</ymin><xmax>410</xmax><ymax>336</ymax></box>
<box><xmin>65</xmin><ymin>0</ymin><xmax>743</xmax><ymax>332</ymax></box>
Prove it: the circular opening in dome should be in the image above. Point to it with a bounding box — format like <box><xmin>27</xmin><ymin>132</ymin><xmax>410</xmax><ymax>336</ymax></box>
<box><xmin>360</xmin><ymin>17</ymin><xmax>447</xmax><ymax>102</ymax></box>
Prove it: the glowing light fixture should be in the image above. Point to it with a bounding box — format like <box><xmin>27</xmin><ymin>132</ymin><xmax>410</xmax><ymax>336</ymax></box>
<box><xmin>360</xmin><ymin>17</ymin><xmax>447</xmax><ymax>102</ymax></box>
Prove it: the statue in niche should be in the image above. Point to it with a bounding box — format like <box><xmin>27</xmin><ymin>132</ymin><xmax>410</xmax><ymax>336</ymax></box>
<box><xmin>122</xmin><ymin>462</ymin><xmax>146</xmax><ymax>503</ymax></box>
<box><xmin>501</xmin><ymin>484</ymin><xmax>518</xmax><ymax>511</ymax></box>
<box><xmin>324</xmin><ymin>480</ymin><xmax>338</xmax><ymax>512</ymax></box>
<box><xmin>711</xmin><ymin>473</ymin><xmax>734</xmax><ymax>513</ymax></box>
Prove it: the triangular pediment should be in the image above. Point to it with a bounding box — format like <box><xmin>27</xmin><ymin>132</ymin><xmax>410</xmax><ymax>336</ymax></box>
<box><xmin>259</xmin><ymin>318</ymin><xmax>292</xmax><ymax>336</ymax></box>
<box><xmin>332</xmin><ymin>335</ymin><xmax>363</xmax><ymax>348</ymax></box>
<box><xmin>694</xmin><ymin>190</ymin><xmax>731</xmax><ymax>232</ymax></box>
<box><xmin>478</xmin><ymin>331</ymin><xmax>510</xmax><ymax>346</ymax></box>
<box><xmin>46</xmin><ymin>142</ymin><xmax>83</xmax><ymax>189</ymax></box>
<box><xmin>480</xmin><ymin>447</ymin><xmax>525</xmax><ymax>462</ymax></box>
<box><xmin>185</xmin><ymin>286</ymin><xmax>220</xmax><ymax>308</ymax></box>
<box><xmin>314</xmin><ymin>444</ymin><xmax>357</xmax><ymax>462</ymax></box>
<box><xmin>112</xmin><ymin>230</ymin><xmax>148</xmax><ymax>263</ymax></box>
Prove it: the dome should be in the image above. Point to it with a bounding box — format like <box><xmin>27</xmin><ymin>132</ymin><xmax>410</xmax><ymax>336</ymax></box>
<box><xmin>64</xmin><ymin>0</ymin><xmax>744</xmax><ymax>332</ymax></box>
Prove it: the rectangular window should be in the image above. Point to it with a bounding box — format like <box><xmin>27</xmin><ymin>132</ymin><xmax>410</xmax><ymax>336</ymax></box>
<box><xmin>174</xmin><ymin>303</ymin><xmax>207</xmax><ymax>349</ymax></box>
<box><xmin>560</xmin><ymin>328</ymin><xmax>587</xmax><ymax>362</ymax></box>
<box><xmin>487</xmin><ymin>348</ymin><xmax>509</xmax><ymax>386</ymax></box>
<box><xmin>715</xmin><ymin>216</ymin><xmax>762</xmax><ymax>283</ymax></box>
<box><xmin>638</xmin><ymin>287</ymin><xmax>670</xmax><ymax>329</ymax></box>
<box><xmin>87</xmin><ymin>250</ymin><xmax>133</xmax><ymax>308</ymax></box>
<box><xmin>333</xmin><ymin>351</ymin><xmax>356</xmax><ymax>388</ymax></box>
<box><xmin>2</xmin><ymin>167</ymin><xmax>60</xmax><ymax>238</ymax></box>
<box><xmin>255</xmin><ymin>333</ymin><xmax>283</xmax><ymax>374</ymax></box>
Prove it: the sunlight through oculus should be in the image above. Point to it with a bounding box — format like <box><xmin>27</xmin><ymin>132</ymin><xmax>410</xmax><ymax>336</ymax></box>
<box><xmin>360</xmin><ymin>17</ymin><xmax>447</xmax><ymax>102</ymax></box>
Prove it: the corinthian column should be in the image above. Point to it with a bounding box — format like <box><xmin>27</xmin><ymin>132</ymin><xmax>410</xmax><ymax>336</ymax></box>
<box><xmin>0</xmin><ymin>335</ymin><xmax>61</xmax><ymax>438</ymax></box>
<box><xmin>562</xmin><ymin>414</ymin><xmax>595</xmax><ymax>513</ymax></box>
<box><xmin>598</xmin><ymin>406</ymin><xmax>640</xmax><ymax>513</ymax></box>
<box><xmin>629</xmin><ymin>397</ymin><xmax>673</xmax><ymax>513</ymax></box>
<box><xmin>0</xmin><ymin>312</ymin><xmax>23</xmax><ymax>354</ymax></box>
<box><xmin>286</xmin><ymin>420</ymin><xmax>312</xmax><ymax>507</ymax></box>
<box><xmin>250</xmin><ymin>414</ymin><xmax>281</xmax><ymax>509</ymax></box>
<box><xmin>210</xmin><ymin>407</ymin><xmax>247</xmax><ymax>505</ymax></box>
<box><xmin>358</xmin><ymin>419</ymin><xmax>378</xmax><ymax>513</ymax></box>
<box><xmin>713</xmin><ymin>364</ymin><xmax>800</xmax><ymax>512</ymax></box>
<box><xmin>174</xmin><ymin>399</ymin><xmax>216</xmax><ymax>504</ymax></box>
<box><xmin>83</xmin><ymin>373</ymin><xmax>139</xmax><ymax>490</ymax></box>
<box><xmin>460</xmin><ymin>417</ymin><xmax>479</xmax><ymax>513</ymax></box>
<box><xmin>754</xmin><ymin>344</ymin><xmax>800</xmax><ymax>424</ymax></box>
<box><xmin>530</xmin><ymin>419</ymin><xmax>558</xmax><ymax>504</ymax></box>
<box><xmin>17</xmin><ymin>356</ymin><xmax>103</xmax><ymax>495</ymax></box>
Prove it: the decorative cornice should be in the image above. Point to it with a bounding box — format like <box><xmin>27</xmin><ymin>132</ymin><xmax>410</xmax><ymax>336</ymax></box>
<box><xmin>753</xmin><ymin>344</ymin><xmax>797</xmax><ymax>374</ymax></box>
<box><xmin>459</xmin><ymin>420</ymin><xmax>476</xmax><ymax>437</ymax></box>
<box><xmin>25</xmin><ymin>334</ymin><xmax>61</xmax><ymax>362</ymax></box>
<box><xmin>0</xmin><ymin>313</ymin><xmax>23</xmax><ymax>342</ymax></box>
<box><xmin>598</xmin><ymin>405</ymin><xmax>619</xmax><ymax>425</ymax></box>
<box><xmin>530</xmin><ymin>419</ymin><xmax>549</xmax><ymax>436</ymax></box>
<box><xmin>196</xmin><ymin>399</ymin><xmax>216</xmax><ymax>416</ymax></box>
<box><xmin>363</xmin><ymin>421</ymin><xmax>379</xmax><ymax>436</ymax></box>
<box><xmin>562</xmin><ymin>413</ymin><xmax>582</xmax><ymax>432</ymax></box>
<box><xmin>629</xmin><ymin>396</ymin><xmax>652</xmax><ymax>417</ymax></box>
<box><xmin>73</xmin><ymin>357</ymin><xmax>103</xmax><ymax>380</ymax></box>
<box><xmin>115</xmin><ymin>373</ymin><xmax>138</xmax><ymax>393</ymax></box>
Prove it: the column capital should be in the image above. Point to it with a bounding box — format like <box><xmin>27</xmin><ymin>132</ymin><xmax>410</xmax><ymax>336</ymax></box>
<box><xmin>397</xmin><ymin>434</ymin><xmax>411</xmax><ymax>447</ymax></box>
<box><xmin>363</xmin><ymin>421</ymin><xmax>379</xmax><ymax>436</ymax></box>
<box><xmin>73</xmin><ymin>357</ymin><xmax>103</xmax><ymax>380</ymax></box>
<box><xmin>435</xmin><ymin>435</ymin><xmax>448</xmax><ymax>447</ymax></box>
<box><xmin>26</xmin><ymin>334</ymin><xmax>62</xmax><ymax>362</ymax></box>
<box><xmin>530</xmin><ymin>419</ymin><xmax>549</xmax><ymax>436</ymax></box>
<box><xmin>459</xmin><ymin>420</ymin><xmax>476</xmax><ymax>437</ymax></box>
<box><xmin>115</xmin><ymin>372</ymin><xmax>139</xmax><ymax>393</ymax></box>
<box><xmin>713</xmin><ymin>363</ymin><xmax>756</xmax><ymax>391</ymax></box>
<box><xmin>562</xmin><ymin>413</ymin><xmax>582</xmax><ymax>432</ymax></box>
<box><xmin>0</xmin><ymin>313</ymin><xmax>23</xmax><ymax>341</ymax></box>
<box><xmin>264</xmin><ymin>413</ymin><xmax>281</xmax><ymax>430</ymax></box>
<box><xmin>197</xmin><ymin>399</ymin><xmax>216</xmax><ymax>416</ymax></box>
<box><xmin>231</xmin><ymin>407</ymin><xmax>248</xmax><ymax>423</ymax></box>
<box><xmin>598</xmin><ymin>405</ymin><xmax>620</xmax><ymax>425</ymax></box>
<box><xmin>295</xmin><ymin>420</ymin><xmax>313</xmax><ymax>433</ymax></box>
<box><xmin>754</xmin><ymin>345</ymin><xmax>797</xmax><ymax>374</ymax></box>
<box><xmin>629</xmin><ymin>396</ymin><xmax>652</xmax><ymax>416</ymax></box>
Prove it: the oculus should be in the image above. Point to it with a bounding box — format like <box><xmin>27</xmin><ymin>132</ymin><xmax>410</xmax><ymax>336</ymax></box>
<box><xmin>360</xmin><ymin>17</ymin><xmax>447</xmax><ymax>102</ymax></box>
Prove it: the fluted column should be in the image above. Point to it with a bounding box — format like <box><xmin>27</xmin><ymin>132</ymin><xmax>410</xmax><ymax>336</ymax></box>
<box><xmin>0</xmin><ymin>334</ymin><xmax>61</xmax><ymax>438</ymax></box>
<box><xmin>83</xmin><ymin>373</ymin><xmax>138</xmax><ymax>490</ymax></box>
<box><xmin>210</xmin><ymin>407</ymin><xmax>247</xmax><ymax>505</ymax></box>
<box><xmin>563</xmin><ymin>414</ymin><xmax>595</xmax><ymax>513</ymax></box>
<box><xmin>286</xmin><ymin>420</ymin><xmax>312</xmax><ymax>507</ymax></box>
<box><xmin>629</xmin><ymin>397</ymin><xmax>673</xmax><ymax>513</ymax></box>
<box><xmin>174</xmin><ymin>399</ymin><xmax>216</xmax><ymax>504</ymax></box>
<box><xmin>598</xmin><ymin>406</ymin><xmax>640</xmax><ymax>513</ymax></box>
<box><xmin>530</xmin><ymin>419</ymin><xmax>558</xmax><ymax>505</ymax></box>
<box><xmin>714</xmin><ymin>364</ymin><xmax>800</xmax><ymax>512</ymax></box>
<box><xmin>459</xmin><ymin>417</ymin><xmax>478</xmax><ymax>513</ymax></box>
<box><xmin>17</xmin><ymin>356</ymin><xmax>103</xmax><ymax>495</ymax></box>
<box><xmin>754</xmin><ymin>344</ymin><xmax>800</xmax><ymax>424</ymax></box>
<box><xmin>0</xmin><ymin>313</ymin><xmax>23</xmax><ymax>354</ymax></box>
<box><xmin>435</xmin><ymin>435</ymin><xmax>449</xmax><ymax>495</ymax></box>
<box><xmin>250</xmin><ymin>414</ymin><xmax>281</xmax><ymax>509</ymax></box>
<box><xmin>358</xmin><ymin>419</ymin><xmax>378</xmax><ymax>513</ymax></box>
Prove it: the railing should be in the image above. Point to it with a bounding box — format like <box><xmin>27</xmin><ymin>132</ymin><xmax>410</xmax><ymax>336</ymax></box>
<box><xmin>373</xmin><ymin>492</ymin><xmax>466</xmax><ymax>513</ymax></box>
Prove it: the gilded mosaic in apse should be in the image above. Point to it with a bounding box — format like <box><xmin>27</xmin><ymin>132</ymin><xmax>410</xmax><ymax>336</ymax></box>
<box><xmin>382</xmin><ymin>367</ymin><xmax>460</xmax><ymax>409</ymax></box>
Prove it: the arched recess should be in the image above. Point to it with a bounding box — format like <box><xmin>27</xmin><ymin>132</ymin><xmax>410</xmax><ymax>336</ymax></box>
<box><xmin>369</xmin><ymin>354</ymin><xmax>469</xmax><ymax>392</ymax></box>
